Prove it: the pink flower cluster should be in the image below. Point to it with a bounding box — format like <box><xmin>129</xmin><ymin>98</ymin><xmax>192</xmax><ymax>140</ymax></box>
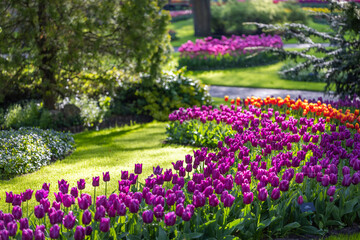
<box><xmin>169</xmin><ymin>10</ymin><xmax>192</xmax><ymax>18</ymax></box>
<box><xmin>179</xmin><ymin>34</ymin><xmax>283</xmax><ymax>58</ymax></box>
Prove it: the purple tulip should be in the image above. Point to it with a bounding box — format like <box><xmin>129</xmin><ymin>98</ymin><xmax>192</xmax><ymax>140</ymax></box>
<box><xmin>321</xmin><ymin>174</ymin><xmax>330</xmax><ymax>187</ymax></box>
<box><xmin>342</xmin><ymin>174</ymin><xmax>352</xmax><ymax>187</ymax></box>
<box><xmin>63</xmin><ymin>211</ymin><xmax>76</xmax><ymax>230</ymax></box>
<box><xmin>34</xmin><ymin>229</ymin><xmax>45</xmax><ymax>240</ymax></box>
<box><xmin>103</xmin><ymin>172</ymin><xmax>110</xmax><ymax>182</ymax></box>
<box><xmin>99</xmin><ymin>218</ymin><xmax>110</xmax><ymax>233</ymax></box>
<box><xmin>77</xmin><ymin>179</ymin><xmax>86</xmax><ymax>190</ymax></box>
<box><xmin>7</xmin><ymin>221</ymin><xmax>17</xmax><ymax>236</ymax></box>
<box><xmin>154</xmin><ymin>204</ymin><xmax>164</xmax><ymax>219</ymax></box>
<box><xmin>0</xmin><ymin>230</ymin><xmax>9</xmax><ymax>240</ymax></box>
<box><xmin>23</xmin><ymin>189</ymin><xmax>34</xmax><ymax>201</ymax></box>
<box><xmin>74</xmin><ymin>226</ymin><xmax>85</xmax><ymax>240</ymax></box>
<box><xmin>94</xmin><ymin>206</ymin><xmax>106</xmax><ymax>222</ymax></box>
<box><xmin>62</xmin><ymin>194</ymin><xmax>73</xmax><ymax>208</ymax></box>
<box><xmin>92</xmin><ymin>176</ymin><xmax>100</xmax><ymax>187</ymax></box>
<box><xmin>35</xmin><ymin>189</ymin><xmax>48</xmax><ymax>202</ymax></box>
<box><xmin>209</xmin><ymin>194</ymin><xmax>219</xmax><ymax>207</ymax></box>
<box><xmin>78</xmin><ymin>196</ymin><xmax>89</xmax><ymax>210</ymax></box>
<box><xmin>70</xmin><ymin>187</ymin><xmax>78</xmax><ymax>198</ymax></box>
<box><xmin>342</xmin><ymin>166</ymin><xmax>350</xmax><ymax>176</ymax></box>
<box><xmin>22</xmin><ymin>228</ymin><xmax>33</xmax><ymax>240</ymax></box>
<box><xmin>34</xmin><ymin>205</ymin><xmax>45</xmax><ymax>219</ymax></box>
<box><xmin>129</xmin><ymin>199</ymin><xmax>139</xmax><ymax>213</ymax></box>
<box><xmin>5</xmin><ymin>192</ymin><xmax>13</xmax><ymax>204</ymax></box>
<box><xmin>135</xmin><ymin>164</ymin><xmax>143</xmax><ymax>174</ymax></box>
<box><xmin>297</xmin><ymin>196</ymin><xmax>304</xmax><ymax>205</ymax></box>
<box><xmin>59</xmin><ymin>183</ymin><xmax>69</xmax><ymax>194</ymax></box>
<box><xmin>327</xmin><ymin>186</ymin><xmax>336</xmax><ymax>196</ymax></box>
<box><xmin>142</xmin><ymin>210</ymin><xmax>154</xmax><ymax>224</ymax></box>
<box><xmin>223</xmin><ymin>193</ymin><xmax>235</xmax><ymax>207</ymax></box>
<box><xmin>176</xmin><ymin>204</ymin><xmax>185</xmax><ymax>217</ymax></box>
<box><xmin>3</xmin><ymin>214</ymin><xmax>14</xmax><ymax>226</ymax></box>
<box><xmin>295</xmin><ymin>173</ymin><xmax>304</xmax><ymax>184</ymax></box>
<box><xmin>36</xmin><ymin>225</ymin><xmax>45</xmax><ymax>233</ymax></box>
<box><xmin>243</xmin><ymin>192</ymin><xmax>254</xmax><ymax>204</ymax></box>
<box><xmin>153</xmin><ymin>166</ymin><xmax>163</xmax><ymax>175</ymax></box>
<box><xmin>164</xmin><ymin>212</ymin><xmax>176</xmax><ymax>226</ymax></box>
<box><xmin>12</xmin><ymin>194</ymin><xmax>22</xmax><ymax>206</ymax></box>
<box><xmin>271</xmin><ymin>188</ymin><xmax>281</xmax><ymax>200</ymax></box>
<box><xmin>181</xmin><ymin>209</ymin><xmax>192</xmax><ymax>222</ymax></box>
<box><xmin>49</xmin><ymin>224</ymin><xmax>60</xmax><ymax>239</ymax></box>
<box><xmin>81</xmin><ymin>210</ymin><xmax>91</xmax><ymax>225</ymax></box>
<box><xmin>258</xmin><ymin>188</ymin><xmax>268</xmax><ymax>201</ymax></box>
<box><xmin>12</xmin><ymin>206</ymin><xmax>22</xmax><ymax>220</ymax></box>
<box><xmin>42</xmin><ymin>183</ymin><xmax>50</xmax><ymax>192</ymax></box>
<box><xmin>85</xmin><ymin>226</ymin><xmax>93</xmax><ymax>236</ymax></box>
<box><xmin>193</xmin><ymin>191</ymin><xmax>206</xmax><ymax>208</ymax></box>
<box><xmin>19</xmin><ymin>218</ymin><xmax>29</xmax><ymax>230</ymax></box>
<box><xmin>279</xmin><ymin>180</ymin><xmax>289</xmax><ymax>192</ymax></box>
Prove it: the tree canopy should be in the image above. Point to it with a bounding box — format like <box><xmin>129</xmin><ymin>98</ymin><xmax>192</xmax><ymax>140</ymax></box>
<box><xmin>0</xmin><ymin>0</ymin><xmax>171</xmax><ymax>109</ymax></box>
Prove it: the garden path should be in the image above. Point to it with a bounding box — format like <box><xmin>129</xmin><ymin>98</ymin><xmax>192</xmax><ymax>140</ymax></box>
<box><xmin>209</xmin><ymin>85</ymin><xmax>338</xmax><ymax>101</ymax></box>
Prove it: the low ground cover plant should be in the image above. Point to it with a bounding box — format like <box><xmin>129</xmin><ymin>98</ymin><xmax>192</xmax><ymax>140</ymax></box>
<box><xmin>178</xmin><ymin>34</ymin><xmax>283</xmax><ymax>70</ymax></box>
<box><xmin>0</xmin><ymin>128</ymin><xmax>75</xmax><ymax>180</ymax></box>
<box><xmin>1</xmin><ymin>95</ymin><xmax>360</xmax><ymax>239</ymax></box>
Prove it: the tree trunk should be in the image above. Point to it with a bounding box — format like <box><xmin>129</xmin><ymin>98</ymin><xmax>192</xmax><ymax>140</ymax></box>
<box><xmin>37</xmin><ymin>0</ymin><xmax>57</xmax><ymax>110</ymax></box>
<box><xmin>192</xmin><ymin>0</ymin><xmax>211</xmax><ymax>37</ymax></box>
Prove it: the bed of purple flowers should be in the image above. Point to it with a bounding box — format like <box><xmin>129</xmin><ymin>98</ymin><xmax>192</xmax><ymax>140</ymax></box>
<box><xmin>1</xmin><ymin>97</ymin><xmax>360</xmax><ymax>239</ymax></box>
<box><xmin>178</xmin><ymin>34</ymin><xmax>283</xmax><ymax>70</ymax></box>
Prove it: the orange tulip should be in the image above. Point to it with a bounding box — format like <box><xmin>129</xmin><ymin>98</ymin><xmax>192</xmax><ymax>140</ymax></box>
<box><xmin>224</xmin><ymin>95</ymin><xmax>229</xmax><ymax>102</ymax></box>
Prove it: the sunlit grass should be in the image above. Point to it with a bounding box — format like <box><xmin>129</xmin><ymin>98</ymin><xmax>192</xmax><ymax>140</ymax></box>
<box><xmin>0</xmin><ymin>122</ymin><xmax>194</xmax><ymax>211</ymax></box>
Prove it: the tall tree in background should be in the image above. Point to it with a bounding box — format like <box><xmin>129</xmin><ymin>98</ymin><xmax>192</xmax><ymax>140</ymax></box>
<box><xmin>0</xmin><ymin>0</ymin><xmax>170</xmax><ymax>109</ymax></box>
<box><xmin>192</xmin><ymin>0</ymin><xmax>212</xmax><ymax>36</ymax></box>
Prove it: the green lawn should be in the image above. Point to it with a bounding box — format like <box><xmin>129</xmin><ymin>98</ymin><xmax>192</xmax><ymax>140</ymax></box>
<box><xmin>0</xmin><ymin>122</ymin><xmax>194</xmax><ymax>211</ymax></box>
<box><xmin>185</xmin><ymin>62</ymin><xmax>327</xmax><ymax>92</ymax></box>
<box><xmin>169</xmin><ymin>18</ymin><xmax>197</xmax><ymax>48</ymax></box>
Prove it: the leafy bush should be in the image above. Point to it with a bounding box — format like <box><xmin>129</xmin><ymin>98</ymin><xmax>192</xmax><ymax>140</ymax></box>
<box><xmin>279</xmin><ymin>60</ymin><xmax>326</xmax><ymax>82</ymax></box>
<box><xmin>0</xmin><ymin>128</ymin><xmax>75</xmax><ymax>179</ymax></box>
<box><xmin>211</xmin><ymin>0</ymin><xmax>308</xmax><ymax>35</ymax></box>
<box><xmin>111</xmin><ymin>71</ymin><xmax>213</xmax><ymax>121</ymax></box>
<box><xmin>3</xmin><ymin>101</ymin><xmax>42</xmax><ymax>129</ymax></box>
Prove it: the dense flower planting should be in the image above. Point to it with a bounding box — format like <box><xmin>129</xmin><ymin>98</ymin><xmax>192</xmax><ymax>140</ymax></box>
<box><xmin>178</xmin><ymin>34</ymin><xmax>283</xmax><ymax>70</ymax></box>
<box><xmin>2</xmin><ymin>96</ymin><xmax>360</xmax><ymax>239</ymax></box>
<box><xmin>169</xmin><ymin>10</ymin><xmax>192</xmax><ymax>19</ymax></box>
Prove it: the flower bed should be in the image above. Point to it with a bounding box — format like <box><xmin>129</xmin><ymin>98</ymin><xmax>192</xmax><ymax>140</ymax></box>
<box><xmin>0</xmin><ymin>128</ymin><xmax>75</xmax><ymax>180</ymax></box>
<box><xmin>169</xmin><ymin>10</ymin><xmax>192</xmax><ymax>22</ymax></box>
<box><xmin>2</xmin><ymin>96</ymin><xmax>360</xmax><ymax>239</ymax></box>
<box><xmin>178</xmin><ymin>34</ymin><xmax>283</xmax><ymax>70</ymax></box>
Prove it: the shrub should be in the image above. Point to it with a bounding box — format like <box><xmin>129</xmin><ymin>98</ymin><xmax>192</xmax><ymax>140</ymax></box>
<box><xmin>3</xmin><ymin>101</ymin><xmax>42</xmax><ymax>129</ymax></box>
<box><xmin>211</xmin><ymin>0</ymin><xmax>308</xmax><ymax>35</ymax></box>
<box><xmin>111</xmin><ymin>71</ymin><xmax>213</xmax><ymax>121</ymax></box>
<box><xmin>0</xmin><ymin>128</ymin><xmax>75</xmax><ymax>179</ymax></box>
<box><xmin>279</xmin><ymin>60</ymin><xmax>326</xmax><ymax>82</ymax></box>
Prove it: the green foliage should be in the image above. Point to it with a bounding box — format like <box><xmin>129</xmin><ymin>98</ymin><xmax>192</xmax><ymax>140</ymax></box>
<box><xmin>111</xmin><ymin>71</ymin><xmax>213</xmax><ymax>121</ymax></box>
<box><xmin>211</xmin><ymin>0</ymin><xmax>308</xmax><ymax>35</ymax></box>
<box><xmin>178</xmin><ymin>52</ymin><xmax>280</xmax><ymax>70</ymax></box>
<box><xmin>3</xmin><ymin>101</ymin><xmax>42</xmax><ymax>129</ymax></box>
<box><xmin>166</xmin><ymin>120</ymin><xmax>235</xmax><ymax>148</ymax></box>
<box><xmin>279</xmin><ymin>60</ymin><xmax>326</xmax><ymax>82</ymax></box>
<box><xmin>249</xmin><ymin>0</ymin><xmax>360</xmax><ymax>97</ymax></box>
<box><xmin>62</xmin><ymin>95</ymin><xmax>111</xmax><ymax>127</ymax></box>
<box><xmin>0</xmin><ymin>0</ymin><xmax>171</xmax><ymax>109</ymax></box>
<box><xmin>0</xmin><ymin>128</ymin><xmax>74</xmax><ymax>179</ymax></box>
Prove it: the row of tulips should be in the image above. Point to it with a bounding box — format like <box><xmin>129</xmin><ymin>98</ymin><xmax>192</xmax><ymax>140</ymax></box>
<box><xmin>168</xmin><ymin>10</ymin><xmax>192</xmax><ymax>19</ymax></box>
<box><xmin>2</xmin><ymin>97</ymin><xmax>360</xmax><ymax>239</ymax></box>
<box><xmin>224</xmin><ymin>95</ymin><xmax>360</xmax><ymax>132</ymax></box>
<box><xmin>178</xmin><ymin>34</ymin><xmax>283</xmax><ymax>70</ymax></box>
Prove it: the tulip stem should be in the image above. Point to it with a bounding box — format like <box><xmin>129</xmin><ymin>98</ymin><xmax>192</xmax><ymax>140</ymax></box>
<box><xmin>105</xmin><ymin>182</ymin><xmax>107</xmax><ymax>198</ymax></box>
<box><xmin>94</xmin><ymin>187</ymin><xmax>96</xmax><ymax>207</ymax></box>
<box><xmin>8</xmin><ymin>203</ymin><xmax>10</xmax><ymax>213</ymax></box>
<box><xmin>27</xmin><ymin>201</ymin><xmax>29</xmax><ymax>219</ymax></box>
